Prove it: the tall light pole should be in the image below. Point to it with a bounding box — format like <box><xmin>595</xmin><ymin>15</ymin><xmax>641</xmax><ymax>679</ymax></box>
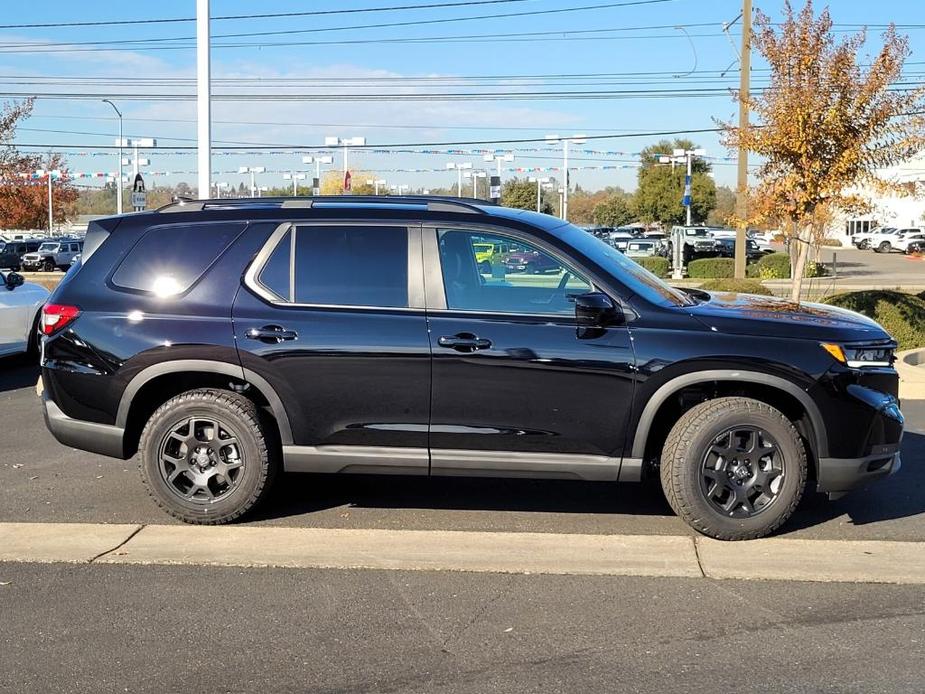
<box><xmin>529</xmin><ymin>176</ymin><xmax>551</xmax><ymax>212</ymax></box>
<box><xmin>283</xmin><ymin>172</ymin><xmax>306</xmax><ymax>196</ymax></box>
<box><xmin>238</xmin><ymin>166</ymin><xmax>265</xmax><ymax>197</ymax></box>
<box><xmin>366</xmin><ymin>178</ymin><xmax>387</xmax><ymax>195</ymax></box>
<box><xmin>196</xmin><ymin>0</ymin><xmax>211</xmax><ymax>201</ymax></box>
<box><xmin>390</xmin><ymin>184</ymin><xmax>410</xmax><ymax>195</ymax></box>
<box><xmin>213</xmin><ymin>181</ymin><xmax>229</xmax><ymax>198</ymax></box>
<box><xmin>545</xmin><ymin>135</ymin><xmax>586</xmax><ymax>220</ymax></box>
<box><xmin>36</xmin><ymin>168</ymin><xmax>61</xmax><ymax>233</ymax></box>
<box><xmin>466</xmin><ymin>170</ymin><xmax>486</xmax><ymax>198</ymax></box>
<box><xmin>302</xmin><ymin>155</ymin><xmax>333</xmax><ymax>195</ymax></box>
<box><xmin>325</xmin><ymin>136</ymin><xmax>365</xmax><ymax>193</ymax></box>
<box><xmin>659</xmin><ymin>148</ymin><xmax>706</xmax><ymax>226</ymax></box>
<box><xmin>101</xmin><ymin>99</ymin><xmax>123</xmax><ymax>214</ymax></box>
<box><xmin>483</xmin><ymin>152</ymin><xmax>514</xmax><ymax>204</ymax></box>
<box><xmin>446</xmin><ymin>161</ymin><xmax>472</xmax><ymax>197</ymax></box>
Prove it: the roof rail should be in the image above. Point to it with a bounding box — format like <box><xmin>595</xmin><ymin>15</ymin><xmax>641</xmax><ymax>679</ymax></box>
<box><xmin>155</xmin><ymin>195</ymin><xmax>488</xmax><ymax>215</ymax></box>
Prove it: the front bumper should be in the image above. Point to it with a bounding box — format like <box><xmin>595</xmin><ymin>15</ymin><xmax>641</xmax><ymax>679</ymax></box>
<box><xmin>42</xmin><ymin>392</ymin><xmax>127</xmax><ymax>459</ymax></box>
<box><xmin>817</xmin><ymin>447</ymin><xmax>901</xmax><ymax>497</ymax></box>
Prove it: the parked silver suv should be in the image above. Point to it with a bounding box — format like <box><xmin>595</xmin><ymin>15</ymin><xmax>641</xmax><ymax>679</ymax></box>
<box><xmin>22</xmin><ymin>238</ymin><xmax>83</xmax><ymax>272</ymax></box>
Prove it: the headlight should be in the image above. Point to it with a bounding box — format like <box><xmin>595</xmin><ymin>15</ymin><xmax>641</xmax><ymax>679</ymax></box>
<box><xmin>821</xmin><ymin>343</ymin><xmax>895</xmax><ymax>368</ymax></box>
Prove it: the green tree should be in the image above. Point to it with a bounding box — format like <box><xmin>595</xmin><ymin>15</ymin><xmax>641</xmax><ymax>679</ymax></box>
<box><xmin>502</xmin><ymin>177</ymin><xmax>554</xmax><ymax>214</ymax></box>
<box><xmin>633</xmin><ymin>139</ymin><xmax>716</xmax><ymax>225</ymax></box>
<box><xmin>706</xmin><ymin>185</ymin><xmax>736</xmax><ymax>226</ymax></box>
<box><xmin>593</xmin><ymin>193</ymin><xmax>635</xmax><ymax>227</ymax></box>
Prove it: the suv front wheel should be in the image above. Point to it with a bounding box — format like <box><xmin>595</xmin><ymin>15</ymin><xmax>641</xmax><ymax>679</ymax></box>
<box><xmin>138</xmin><ymin>388</ymin><xmax>277</xmax><ymax>524</ymax></box>
<box><xmin>660</xmin><ymin>397</ymin><xmax>807</xmax><ymax>540</ymax></box>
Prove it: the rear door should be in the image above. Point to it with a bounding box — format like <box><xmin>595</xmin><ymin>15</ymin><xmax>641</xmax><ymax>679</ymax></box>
<box><xmin>423</xmin><ymin>225</ymin><xmax>637</xmax><ymax>481</ymax></box>
<box><xmin>233</xmin><ymin>221</ymin><xmax>431</xmax><ymax>474</ymax></box>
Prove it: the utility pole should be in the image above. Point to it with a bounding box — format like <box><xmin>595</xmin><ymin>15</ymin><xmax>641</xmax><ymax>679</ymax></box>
<box><xmin>734</xmin><ymin>0</ymin><xmax>753</xmax><ymax>279</ymax></box>
<box><xmin>196</xmin><ymin>0</ymin><xmax>212</xmax><ymax>200</ymax></box>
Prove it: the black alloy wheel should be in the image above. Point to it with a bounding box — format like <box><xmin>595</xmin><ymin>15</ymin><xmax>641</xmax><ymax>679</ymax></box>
<box><xmin>158</xmin><ymin>417</ymin><xmax>245</xmax><ymax>503</ymax></box>
<box><xmin>700</xmin><ymin>426</ymin><xmax>784</xmax><ymax>518</ymax></box>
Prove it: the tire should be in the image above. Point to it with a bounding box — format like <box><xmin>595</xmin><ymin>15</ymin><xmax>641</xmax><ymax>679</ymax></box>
<box><xmin>660</xmin><ymin>397</ymin><xmax>807</xmax><ymax>541</ymax></box>
<box><xmin>138</xmin><ymin>388</ymin><xmax>278</xmax><ymax>524</ymax></box>
<box><xmin>42</xmin><ymin>258</ymin><xmax>55</xmax><ymax>272</ymax></box>
<box><xmin>877</xmin><ymin>241</ymin><xmax>891</xmax><ymax>254</ymax></box>
<box><xmin>26</xmin><ymin>309</ymin><xmax>41</xmax><ymax>359</ymax></box>
<box><xmin>478</xmin><ymin>261</ymin><xmax>491</xmax><ymax>274</ymax></box>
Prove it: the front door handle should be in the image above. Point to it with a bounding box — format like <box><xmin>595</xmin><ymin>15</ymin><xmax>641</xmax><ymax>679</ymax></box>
<box><xmin>438</xmin><ymin>333</ymin><xmax>492</xmax><ymax>352</ymax></box>
<box><xmin>246</xmin><ymin>325</ymin><xmax>298</xmax><ymax>344</ymax></box>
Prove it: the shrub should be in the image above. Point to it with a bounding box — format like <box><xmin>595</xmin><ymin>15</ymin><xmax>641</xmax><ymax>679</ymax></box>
<box><xmin>756</xmin><ymin>252</ymin><xmax>829</xmax><ymax>279</ymax></box>
<box><xmin>687</xmin><ymin>257</ymin><xmax>735</xmax><ymax>278</ymax></box>
<box><xmin>633</xmin><ymin>255</ymin><xmax>669</xmax><ymax>278</ymax></box>
<box><xmin>699</xmin><ymin>278</ymin><xmax>773</xmax><ymax>295</ymax></box>
<box><xmin>820</xmin><ymin>238</ymin><xmax>843</xmax><ymax>247</ymax></box>
<box><xmin>756</xmin><ymin>252</ymin><xmax>791</xmax><ymax>279</ymax></box>
<box><xmin>822</xmin><ymin>290</ymin><xmax>925</xmax><ymax>350</ymax></box>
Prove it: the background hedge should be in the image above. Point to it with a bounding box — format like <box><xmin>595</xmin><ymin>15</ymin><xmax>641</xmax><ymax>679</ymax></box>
<box><xmin>822</xmin><ymin>290</ymin><xmax>925</xmax><ymax>350</ymax></box>
<box><xmin>756</xmin><ymin>252</ymin><xmax>828</xmax><ymax>279</ymax></box>
<box><xmin>687</xmin><ymin>257</ymin><xmax>735</xmax><ymax>278</ymax></box>
<box><xmin>699</xmin><ymin>278</ymin><xmax>773</xmax><ymax>295</ymax></box>
<box><xmin>633</xmin><ymin>256</ymin><xmax>670</xmax><ymax>278</ymax></box>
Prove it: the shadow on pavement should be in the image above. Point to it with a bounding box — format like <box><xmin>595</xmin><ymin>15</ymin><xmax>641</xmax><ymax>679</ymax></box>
<box><xmin>0</xmin><ymin>354</ymin><xmax>40</xmax><ymax>394</ymax></box>
<box><xmin>782</xmin><ymin>431</ymin><xmax>925</xmax><ymax>534</ymax></box>
<box><xmin>254</xmin><ymin>472</ymin><xmax>674</xmax><ymax>522</ymax></box>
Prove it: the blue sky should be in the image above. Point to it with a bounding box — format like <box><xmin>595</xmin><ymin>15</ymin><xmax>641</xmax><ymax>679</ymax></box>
<box><xmin>3</xmin><ymin>0</ymin><xmax>923</xmax><ymax>194</ymax></box>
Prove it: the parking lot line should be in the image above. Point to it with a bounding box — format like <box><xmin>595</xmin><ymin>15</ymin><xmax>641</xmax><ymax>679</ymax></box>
<box><xmin>2</xmin><ymin>522</ymin><xmax>924</xmax><ymax>583</ymax></box>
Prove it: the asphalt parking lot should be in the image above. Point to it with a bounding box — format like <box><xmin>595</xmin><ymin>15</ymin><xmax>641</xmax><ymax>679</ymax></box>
<box><xmin>2</xmin><ymin>355</ymin><xmax>922</xmax><ymax>541</ymax></box>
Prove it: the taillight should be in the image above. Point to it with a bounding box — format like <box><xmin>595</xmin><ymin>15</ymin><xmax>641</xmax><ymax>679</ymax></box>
<box><xmin>41</xmin><ymin>304</ymin><xmax>80</xmax><ymax>335</ymax></box>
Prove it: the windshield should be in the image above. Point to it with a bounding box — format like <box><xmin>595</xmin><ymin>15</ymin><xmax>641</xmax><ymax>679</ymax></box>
<box><xmin>559</xmin><ymin>223</ymin><xmax>693</xmax><ymax>307</ymax></box>
<box><xmin>686</xmin><ymin>229</ymin><xmax>709</xmax><ymax>237</ymax></box>
<box><xmin>38</xmin><ymin>242</ymin><xmax>58</xmax><ymax>252</ymax></box>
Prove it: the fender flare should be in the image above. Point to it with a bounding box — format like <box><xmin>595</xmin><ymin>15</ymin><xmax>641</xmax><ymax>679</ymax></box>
<box><xmin>115</xmin><ymin>359</ymin><xmax>293</xmax><ymax>444</ymax></box>
<box><xmin>630</xmin><ymin>369</ymin><xmax>827</xmax><ymax>459</ymax></box>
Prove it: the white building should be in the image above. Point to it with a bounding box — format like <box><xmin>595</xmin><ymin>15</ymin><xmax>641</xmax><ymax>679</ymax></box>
<box><xmin>835</xmin><ymin>154</ymin><xmax>925</xmax><ymax>244</ymax></box>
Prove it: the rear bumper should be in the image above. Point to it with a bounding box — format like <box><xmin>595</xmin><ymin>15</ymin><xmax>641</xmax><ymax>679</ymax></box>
<box><xmin>43</xmin><ymin>393</ymin><xmax>127</xmax><ymax>459</ymax></box>
<box><xmin>817</xmin><ymin>447</ymin><xmax>901</xmax><ymax>496</ymax></box>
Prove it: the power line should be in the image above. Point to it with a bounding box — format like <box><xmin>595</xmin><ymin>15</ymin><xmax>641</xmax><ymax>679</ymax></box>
<box><xmin>0</xmin><ymin>1</ymin><xmax>679</xmax><ymax>50</ymax></box>
<box><xmin>0</xmin><ymin>0</ymin><xmax>533</xmax><ymax>29</ymax></box>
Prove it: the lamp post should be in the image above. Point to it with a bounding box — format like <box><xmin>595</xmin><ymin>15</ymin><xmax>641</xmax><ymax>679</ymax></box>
<box><xmin>483</xmin><ymin>152</ymin><xmax>514</xmax><ymax>204</ymax></box>
<box><xmin>545</xmin><ymin>135</ymin><xmax>586</xmax><ymax>221</ymax></box>
<box><xmin>390</xmin><ymin>184</ymin><xmax>410</xmax><ymax>195</ymax></box>
<box><xmin>302</xmin><ymin>155</ymin><xmax>334</xmax><ymax>195</ymax></box>
<box><xmin>366</xmin><ymin>178</ymin><xmax>387</xmax><ymax>195</ymax></box>
<box><xmin>528</xmin><ymin>176</ymin><xmax>551</xmax><ymax>212</ymax></box>
<box><xmin>213</xmin><ymin>181</ymin><xmax>229</xmax><ymax>198</ymax></box>
<box><xmin>101</xmin><ymin>99</ymin><xmax>123</xmax><ymax>214</ymax></box>
<box><xmin>238</xmin><ymin>166</ymin><xmax>265</xmax><ymax>197</ymax></box>
<box><xmin>446</xmin><ymin>162</ymin><xmax>472</xmax><ymax>197</ymax></box>
<box><xmin>465</xmin><ymin>170</ymin><xmax>487</xmax><ymax>198</ymax></box>
<box><xmin>658</xmin><ymin>148</ymin><xmax>706</xmax><ymax>226</ymax></box>
<box><xmin>325</xmin><ymin>136</ymin><xmax>365</xmax><ymax>193</ymax></box>
<box><xmin>36</xmin><ymin>169</ymin><xmax>61</xmax><ymax>233</ymax></box>
<box><xmin>283</xmin><ymin>172</ymin><xmax>307</xmax><ymax>196</ymax></box>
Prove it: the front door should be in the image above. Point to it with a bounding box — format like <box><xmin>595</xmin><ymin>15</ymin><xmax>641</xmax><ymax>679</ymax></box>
<box><xmin>233</xmin><ymin>221</ymin><xmax>431</xmax><ymax>475</ymax></box>
<box><xmin>424</xmin><ymin>226</ymin><xmax>636</xmax><ymax>481</ymax></box>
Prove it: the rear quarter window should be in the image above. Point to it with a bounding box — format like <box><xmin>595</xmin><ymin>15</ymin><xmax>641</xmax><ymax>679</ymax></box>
<box><xmin>111</xmin><ymin>222</ymin><xmax>246</xmax><ymax>295</ymax></box>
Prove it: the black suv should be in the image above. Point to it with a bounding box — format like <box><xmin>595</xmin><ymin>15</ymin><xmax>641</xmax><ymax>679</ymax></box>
<box><xmin>40</xmin><ymin>197</ymin><xmax>904</xmax><ymax>540</ymax></box>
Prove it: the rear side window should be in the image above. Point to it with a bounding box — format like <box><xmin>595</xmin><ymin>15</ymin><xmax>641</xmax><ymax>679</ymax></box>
<box><xmin>112</xmin><ymin>222</ymin><xmax>245</xmax><ymax>295</ymax></box>
<box><xmin>293</xmin><ymin>226</ymin><xmax>407</xmax><ymax>307</ymax></box>
<box><xmin>257</xmin><ymin>229</ymin><xmax>292</xmax><ymax>301</ymax></box>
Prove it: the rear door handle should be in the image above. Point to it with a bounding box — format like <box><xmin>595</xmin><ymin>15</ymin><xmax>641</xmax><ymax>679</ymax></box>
<box><xmin>437</xmin><ymin>334</ymin><xmax>492</xmax><ymax>352</ymax></box>
<box><xmin>246</xmin><ymin>325</ymin><xmax>298</xmax><ymax>344</ymax></box>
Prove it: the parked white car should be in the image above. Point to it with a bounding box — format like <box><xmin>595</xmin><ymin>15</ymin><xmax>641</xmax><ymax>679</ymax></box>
<box><xmin>0</xmin><ymin>270</ymin><xmax>48</xmax><ymax>358</ymax></box>
<box><xmin>874</xmin><ymin>227</ymin><xmax>925</xmax><ymax>254</ymax></box>
<box><xmin>854</xmin><ymin>226</ymin><xmax>897</xmax><ymax>250</ymax></box>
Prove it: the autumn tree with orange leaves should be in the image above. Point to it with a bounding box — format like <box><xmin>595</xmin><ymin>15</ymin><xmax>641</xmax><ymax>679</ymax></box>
<box><xmin>0</xmin><ymin>99</ymin><xmax>77</xmax><ymax>231</ymax></box>
<box><xmin>723</xmin><ymin>1</ymin><xmax>925</xmax><ymax>301</ymax></box>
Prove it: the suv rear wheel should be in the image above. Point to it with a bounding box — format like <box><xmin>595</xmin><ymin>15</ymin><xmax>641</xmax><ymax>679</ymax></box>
<box><xmin>138</xmin><ymin>388</ymin><xmax>277</xmax><ymax>524</ymax></box>
<box><xmin>660</xmin><ymin>397</ymin><xmax>807</xmax><ymax>540</ymax></box>
<box><xmin>876</xmin><ymin>241</ymin><xmax>892</xmax><ymax>253</ymax></box>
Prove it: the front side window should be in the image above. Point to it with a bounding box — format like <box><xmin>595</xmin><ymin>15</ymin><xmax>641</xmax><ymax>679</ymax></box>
<box><xmin>437</xmin><ymin>229</ymin><xmax>591</xmax><ymax>315</ymax></box>
<box><xmin>38</xmin><ymin>243</ymin><xmax>58</xmax><ymax>253</ymax></box>
<box><xmin>293</xmin><ymin>225</ymin><xmax>408</xmax><ymax>307</ymax></box>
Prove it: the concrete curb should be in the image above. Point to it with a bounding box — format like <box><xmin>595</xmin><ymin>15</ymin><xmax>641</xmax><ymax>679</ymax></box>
<box><xmin>1</xmin><ymin>523</ymin><xmax>924</xmax><ymax>584</ymax></box>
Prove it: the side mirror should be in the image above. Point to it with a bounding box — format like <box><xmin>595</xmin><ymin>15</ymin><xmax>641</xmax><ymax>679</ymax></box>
<box><xmin>4</xmin><ymin>272</ymin><xmax>23</xmax><ymax>291</ymax></box>
<box><xmin>574</xmin><ymin>292</ymin><xmax>622</xmax><ymax>327</ymax></box>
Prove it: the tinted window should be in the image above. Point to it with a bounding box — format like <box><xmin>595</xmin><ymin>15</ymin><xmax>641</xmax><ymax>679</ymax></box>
<box><xmin>258</xmin><ymin>229</ymin><xmax>291</xmax><ymax>301</ymax></box>
<box><xmin>438</xmin><ymin>229</ymin><xmax>591</xmax><ymax>315</ymax></box>
<box><xmin>112</xmin><ymin>222</ymin><xmax>245</xmax><ymax>295</ymax></box>
<box><xmin>293</xmin><ymin>226</ymin><xmax>408</xmax><ymax>307</ymax></box>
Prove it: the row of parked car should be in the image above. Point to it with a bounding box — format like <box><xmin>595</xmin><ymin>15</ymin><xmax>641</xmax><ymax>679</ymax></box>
<box><xmin>851</xmin><ymin>226</ymin><xmax>925</xmax><ymax>254</ymax></box>
<box><xmin>583</xmin><ymin>225</ymin><xmax>774</xmax><ymax>262</ymax></box>
<box><xmin>0</xmin><ymin>237</ymin><xmax>84</xmax><ymax>272</ymax></box>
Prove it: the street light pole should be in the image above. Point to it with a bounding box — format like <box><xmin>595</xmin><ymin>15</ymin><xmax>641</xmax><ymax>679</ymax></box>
<box><xmin>47</xmin><ymin>170</ymin><xmax>53</xmax><ymax>233</ymax></box>
<box><xmin>325</xmin><ymin>136</ymin><xmax>365</xmax><ymax>193</ymax></box>
<box><xmin>101</xmin><ymin>99</ymin><xmax>123</xmax><ymax>214</ymax></box>
<box><xmin>196</xmin><ymin>0</ymin><xmax>211</xmax><ymax>201</ymax></box>
<box><xmin>446</xmin><ymin>162</ymin><xmax>472</xmax><ymax>197</ymax></box>
<box><xmin>545</xmin><ymin>135</ymin><xmax>586</xmax><ymax>220</ymax></box>
<box><xmin>529</xmin><ymin>176</ymin><xmax>550</xmax><ymax>212</ymax></box>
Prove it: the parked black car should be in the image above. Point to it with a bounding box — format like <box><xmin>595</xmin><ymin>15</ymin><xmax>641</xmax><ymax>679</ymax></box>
<box><xmin>0</xmin><ymin>240</ymin><xmax>41</xmax><ymax>271</ymax></box>
<box><xmin>715</xmin><ymin>237</ymin><xmax>764</xmax><ymax>261</ymax></box>
<box><xmin>41</xmin><ymin>197</ymin><xmax>903</xmax><ymax>540</ymax></box>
